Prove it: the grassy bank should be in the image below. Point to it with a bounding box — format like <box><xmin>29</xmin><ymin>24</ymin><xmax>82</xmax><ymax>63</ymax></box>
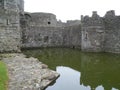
<box><xmin>0</xmin><ymin>61</ymin><xmax>8</xmax><ymax>90</ymax></box>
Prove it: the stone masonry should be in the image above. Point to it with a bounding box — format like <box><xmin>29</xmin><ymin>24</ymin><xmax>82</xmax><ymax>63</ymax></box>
<box><xmin>81</xmin><ymin>10</ymin><xmax>120</xmax><ymax>53</ymax></box>
<box><xmin>21</xmin><ymin>12</ymin><xmax>81</xmax><ymax>48</ymax></box>
<box><xmin>0</xmin><ymin>0</ymin><xmax>23</xmax><ymax>52</ymax></box>
<box><xmin>81</xmin><ymin>11</ymin><xmax>105</xmax><ymax>52</ymax></box>
<box><xmin>0</xmin><ymin>0</ymin><xmax>120</xmax><ymax>53</ymax></box>
<box><xmin>2</xmin><ymin>53</ymin><xmax>59</xmax><ymax>90</ymax></box>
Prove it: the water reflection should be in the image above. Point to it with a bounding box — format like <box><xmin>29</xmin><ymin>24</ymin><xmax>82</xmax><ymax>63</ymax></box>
<box><xmin>47</xmin><ymin>66</ymin><xmax>91</xmax><ymax>90</ymax></box>
<box><xmin>81</xmin><ymin>52</ymin><xmax>120</xmax><ymax>90</ymax></box>
<box><xmin>23</xmin><ymin>48</ymin><xmax>120</xmax><ymax>90</ymax></box>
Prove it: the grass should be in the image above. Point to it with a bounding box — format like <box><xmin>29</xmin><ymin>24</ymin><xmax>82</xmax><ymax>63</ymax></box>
<box><xmin>0</xmin><ymin>61</ymin><xmax>8</xmax><ymax>90</ymax></box>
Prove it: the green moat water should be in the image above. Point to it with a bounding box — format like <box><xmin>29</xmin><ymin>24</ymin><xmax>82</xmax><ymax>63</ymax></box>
<box><xmin>23</xmin><ymin>48</ymin><xmax>120</xmax><ymax>90</ymax></box>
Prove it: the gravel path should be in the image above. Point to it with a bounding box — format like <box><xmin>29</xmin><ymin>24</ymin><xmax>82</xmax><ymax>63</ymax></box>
<box><xmin>2</xmin><ymin>54</ymin><xmax>59</xmax><ymax>90</ymax></box>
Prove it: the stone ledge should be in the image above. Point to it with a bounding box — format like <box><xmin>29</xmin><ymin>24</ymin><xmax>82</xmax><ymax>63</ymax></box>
<box><xmin>1</xmin><ymin>53</ymin><xmax>59</xmax><ymax>90</ymax></box>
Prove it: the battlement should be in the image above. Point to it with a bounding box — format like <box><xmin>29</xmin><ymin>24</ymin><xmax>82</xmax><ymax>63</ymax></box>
<box><xmin>81</xmin><ymin>10</ymin><xmax>120</xmax><ymax>30</ymax></box>
<box><xmin>81</xmin><ymin>11</ymin><xmax>104</xmax><ymax>27</ymax></box>
<box><xmin>81</xmin><ymin>10</ymin><xmax>120</xmax><ymax>53</ymax></box>
<box><xmin>104</xmin><ymin>10</ymin><xmax>120</xmax><ymax>30</ymax></box>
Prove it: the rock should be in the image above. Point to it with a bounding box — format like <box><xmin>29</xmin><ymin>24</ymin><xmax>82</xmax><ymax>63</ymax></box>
<box><xmin>47</xmin><ymin>75</ymin><xmax>57</xmax><ymax>80</ymax></box>
<box><xmin>2</xmin><ymin>53</ymin><xmax>60</xmax><ymax>90</ymax></box>
<box><xmin>42</xmin><ymin>73</ymin><xmax>57</xmax><ymax>81</ymax></box>
<box><xmin>41</xmin><ymin>64</ymin><xmax>48</xmax><ymax>69</ymax></box>
<box><xmin>35</xmin><ymin>83</ymin><xmax>40</xmax><ymax>88</ymax></box>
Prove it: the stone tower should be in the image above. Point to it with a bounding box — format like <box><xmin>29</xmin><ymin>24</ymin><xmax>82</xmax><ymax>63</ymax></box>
<box><xmin>104</xmin><ymin>10</ymin><xmax>120</xmax><ymax>53</ymax></box>
<box><xmin>16</xmin><ymin>0</ymin><xmax>24</xmax><ymax>14</ymax></box>
<box><xmin>81</xmin><ymin>11</ymin><xmax>105</xmax><ymax>52</ymax></box>
<box><xmin>0</xmin><ymin>0</ymin><xmax>21</xmax><ymax>52</ymax></box>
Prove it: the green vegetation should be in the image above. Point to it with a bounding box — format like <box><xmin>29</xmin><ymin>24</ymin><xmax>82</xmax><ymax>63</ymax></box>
<box><xmin>0</xmin><ymin>61</ymin><xmax>8</xmax><ymax>90</ymax></box>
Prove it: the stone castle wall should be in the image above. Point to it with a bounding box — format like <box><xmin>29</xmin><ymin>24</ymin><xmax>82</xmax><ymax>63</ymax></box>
<box><xmin>103</xmin><ymin>10</ymin><xmax>120</xmax><ymax>53</ymax></box>
<box><xmin>62</xmin><ymin>25</ymin><xmax>81</xmax><ymax>48</ymax></box>
<box><xmin>81</xmin><ymin>10</ymin><xmax>120</xmax><ymax>53</ymax></box>
<box><xmin>1</xmin><ymin>0</ymin><xmax>120</xmax><ymax>53</ymax></box>
<box><xmin>16</xmin><ymin>0</ymin><xmax>24</xmax><ymax>14</ymax></box>
<box><xmin>81</xmin><ymin>11</ymin><xmax>105</xmax><ymax>52</ymax></box>
<box><xmin>0</xmin><ymin>0</ymin><xmax>21</xmax><ymax>52</ymax></box>
<box><xmin>21</xmin><ymin>12</ymin><xmax>81</xmax><ymax>48</ymax></box>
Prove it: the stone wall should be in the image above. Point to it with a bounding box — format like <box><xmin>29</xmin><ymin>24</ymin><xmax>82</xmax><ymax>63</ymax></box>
<box><xmin>21</xmin><ymin>12</ymin><xmax>81</xmax><ymax>48</ymax></box>
<box><xmin>22</xmin><ymin>26</ymin><xmax>63</xmax><ymax>48</ymax></box>
<box><xmin>21</xmin><ymin>12</ymin><xmax>63</xmax><ymax>48</ymax></box>
<box><xmin>0</xmin><ymin>0</ymin><xmax>21</xmax><ymax>52</ymax></box>
<box><xmin>62</xmin><ymin>25</ymin><xmax>81</xmax><ymax>48</ymax></box>
<box><xmin>66</xmin><ymin>20</ymin><xmax>81</xmax><ymax>26</ymax></box>
<box><xmin>16</xmin><ymin>0</ymin><xmax>24</xmax><ymax>14</ymax></box>
<box><xmin>1</xmin><ymin>0</ymin><xmax>120</xmax><ymax>53</ymax></box>
<box><xmin>104</xmin><ymin>10</ymin><xmax>120</xmax><ymax>53</ymax></box>
<box><xmin>81</xmin><ymin>11</ymin><xmax>105</xmax><ymax>52</ymax></box>
<box><xmin>81</xmin><ymin>10</ymin><xmax>120</xmax><ymax>53</ymax></box>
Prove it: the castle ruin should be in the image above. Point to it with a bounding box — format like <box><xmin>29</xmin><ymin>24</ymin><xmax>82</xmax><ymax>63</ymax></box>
<box><xmin>0</xmin><ymin>0</ymin><xmax>24</xmax><ymax>52</ymax></box>
<box><xmin>0</xmin><ymin>0</ymin><xmax>120</xmax><ymax>53</ymax></box>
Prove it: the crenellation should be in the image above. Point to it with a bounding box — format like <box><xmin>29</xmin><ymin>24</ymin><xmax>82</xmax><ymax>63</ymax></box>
<box><xmin>81</xmin><ymin>10</ymin><xmax>120</xmax><ymax>53</ymax></box>
<box><xmin>82</xmin><ymin>11</ymin><xmax>104</xmax><ymax>27</ymax></box>
<box><xmin>104</xmin><ymin>10</ymin><xmax>115</xmax><ymax>18</ymax></box>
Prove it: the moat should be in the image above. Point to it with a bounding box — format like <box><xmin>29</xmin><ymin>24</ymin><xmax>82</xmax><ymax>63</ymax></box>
<box><xmin>23</xmin><ymin>48</ymin><xmax>120</xmax><ymax>90</ymax></box>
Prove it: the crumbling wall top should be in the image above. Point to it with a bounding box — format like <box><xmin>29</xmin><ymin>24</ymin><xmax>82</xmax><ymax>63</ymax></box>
<box><xmin>16</xmin><ymin>0</ymin><xmax>24</xmax><ymax>14</ymax></box>
<box><xmin>66</xmin><ymin>20</ymin><xmax>81</xmax><ymax>26</ymax></box>
<box><xmin>104</xmin><ymin>10</ymin><xmax>115</xmax><ymax>18</ymax></box>
<box><xmin>81</xmin><ymin>11</ymin><xmax>104</xmax><ymax>27</ymax></box>
<box><xmin>104</xmin><ymin>10</ymin><xmax>120</xmax><ymax>30</ymax></box>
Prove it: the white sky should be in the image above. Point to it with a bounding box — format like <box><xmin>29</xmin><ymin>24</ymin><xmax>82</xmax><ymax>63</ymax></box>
<box><xmin>24</xmin><ymin>0</ymin><xmax>120</xmax><ymax>22</ymax></box>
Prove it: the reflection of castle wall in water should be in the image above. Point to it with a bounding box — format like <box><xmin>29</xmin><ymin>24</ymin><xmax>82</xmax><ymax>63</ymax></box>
<box><xmin>80</xmin><ymin>52</ymin><xmax>120</xmax><ymax>90</ymax></box>
<box><xmin>23</xmin><ymin>48</ymin><xmax>120</xmax><ymax>90</ymax></box>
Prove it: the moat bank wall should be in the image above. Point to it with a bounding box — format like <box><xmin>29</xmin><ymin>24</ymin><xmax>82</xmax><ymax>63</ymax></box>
<box><xmin>20</xmin><ymin>12</ymin><xmax>81</xmax><ymax>48</ymax></box>
<box><xmin>21</xmin><ymin>25</ymin><xmax>81</xmax><ymax>48</ymax></box>
<box><xmin>22</xmin><ymin>26</ymin><xmax>63</xmax><ymax>48</ymax></box>
<box><xmin>62</xmin><ymin>25</ymin><xmax>81</xmax><ymax>48</ymax></box>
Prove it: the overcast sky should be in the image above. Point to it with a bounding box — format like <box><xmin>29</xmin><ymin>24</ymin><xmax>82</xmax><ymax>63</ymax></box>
<box><xmin>24</xmin><ymin>0</ymin><xmax>120</xmax><ymax>22</ymax></box>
